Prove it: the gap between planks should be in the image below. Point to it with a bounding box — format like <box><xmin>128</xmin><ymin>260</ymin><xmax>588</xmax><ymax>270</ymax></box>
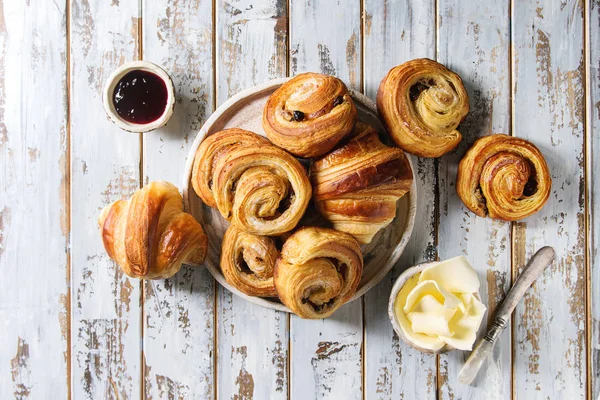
<box><xmin>584</xmin><ymin>0</ymin><xmax>592</xmax><ymax>397</ymax></box>
<box><xmin>211</xmin><ymin>0</ymin><xmax>218</xmax><ymax>398</ymax></box>
<box><xmin>66</xmin><ymin>0</ymin><xmax>73</xmax><ymax>398</ymax></box>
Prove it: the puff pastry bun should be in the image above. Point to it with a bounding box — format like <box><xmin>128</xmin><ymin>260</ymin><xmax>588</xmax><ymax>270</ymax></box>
<box><xmin>99</xmin><ymin>181</ymin><xmax>208</xmax><ymax>279</ymax></box>
<box><xmin>263</xmin><ymin>73</ymin><xmax>357</xmax><ymax>158</ymax></box>
<box><xmin>220</xmin><ymin>225</ymin><xmax>279</xmax><ymax>297</ymax></box>
<box><xmin>377</xmin><ymin>58</ymin><xmax>469</xmax><ymax>158</ymax></box>
<box><xmin>311</xmin><ymin>123</ymin><xmax>413</xmax><ymax>244</ymax></box>
<box><xmin>457</xmin><ymin>134</ymin><xmax>551</xmax><ymax>221</ymax></box>
<box><xmin>191</xmin><ymin>128</ymin><xmax>311</xmax><ymax>236</ymax></box>
<box><xmin>274</xmin><ymin>227</ymin><xmax>363</xmax><ymax>319</ymax></box>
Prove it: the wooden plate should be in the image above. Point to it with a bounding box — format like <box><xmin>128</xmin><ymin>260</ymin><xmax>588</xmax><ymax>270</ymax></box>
<box><xmin>182</xmin><ymin>78</ymin><xmax>417</xmax><ymax>313</ymax></box>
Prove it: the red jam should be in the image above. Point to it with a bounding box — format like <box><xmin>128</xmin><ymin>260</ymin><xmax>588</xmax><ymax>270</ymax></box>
<box><xmin>113</xmin><ymin>70</ymin><xmax>168</xmax><ymax>124</ymax></box>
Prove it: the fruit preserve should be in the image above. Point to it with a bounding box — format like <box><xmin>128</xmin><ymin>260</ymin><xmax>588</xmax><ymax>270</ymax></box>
<box><xmin>112</xmin><ymin>70</ymin><xmax>168</xmax><ymax>124</ymax></box>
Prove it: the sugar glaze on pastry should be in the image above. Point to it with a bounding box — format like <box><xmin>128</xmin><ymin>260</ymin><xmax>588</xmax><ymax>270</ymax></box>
<box><xmin>311</xmin><ymin>122</ymin><xmax>413</xmax><ymax>244</ymax></box>
<box><xmin>456</xmin><ymin>134</ymin><xmax>551</xmax><ymax>221</ymax></box>
<box><xmin>377</xmin><ymin>58</ymin><xmax>469</xmax><ymax>158</ymax></box>
<box><xmin>263</xmin><ymin>73</ymin><xmax>357</xmax><ymax>158</ymax></box>
<box><xmin>273</xmin><ymin>227</ymin><xmax>363</xmax><ymax>319</ymax></box>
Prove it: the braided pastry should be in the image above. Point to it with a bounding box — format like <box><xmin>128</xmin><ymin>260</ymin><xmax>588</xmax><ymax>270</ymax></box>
<box><xmin>456</xmin><ymin>134</ymin><xmax>551</xmax><ymax>221</ymax></box>
<box><xmin>274</xmin><ymin>227</ymin><xmax>363</xmax><ymax>319</ymax></box>
<box><xmin>377</xmin><ymin>58</ymin><xmax>469</xmax><ymax>158</ymax></box>
<box><xmin>311</xmin><ymin>123</ymin><xmax>413</xmax><ymax>244</ymax></box>
<box><xmin>263</xmin><ymin>73</ymin><xmax>358</xmax><ymax>158</ymax></box>
<box><xmin>98</xmin><ymin>181</ymin><xmax>207</xmax><ymax>279</ymax></box>
<box><xmin>220</xmin><ymin>225</ymin><xmax>280</xmax><ymax>297</ymax></box>
<box><xmin>191</xmin><ymin>129</ymin><xmax>311</xmax><ymax>235</ymax></box>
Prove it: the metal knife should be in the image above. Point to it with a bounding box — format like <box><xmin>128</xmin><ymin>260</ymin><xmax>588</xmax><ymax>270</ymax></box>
<box><xmin>458</xmin><ymin>246</ymin><xmax>556</xmax><ymax>385</ymax></box>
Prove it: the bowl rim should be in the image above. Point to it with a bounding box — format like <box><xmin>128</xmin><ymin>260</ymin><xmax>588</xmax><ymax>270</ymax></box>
<box><xmin>182</xmin><ymin>77</ymin><xmax>418</xmax><ymax>313</ymax></box>
<box><xmin>102</xmin><ymin>60</ymin><xmax>175</xmax><ymax>133</ymax></box>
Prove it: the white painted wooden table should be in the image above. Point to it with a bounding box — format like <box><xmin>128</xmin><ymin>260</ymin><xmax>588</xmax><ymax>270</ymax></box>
<box><xmin>0</xmin><ymin>0</ymin><xmax>597</xmax><ymax>399</ymax></box>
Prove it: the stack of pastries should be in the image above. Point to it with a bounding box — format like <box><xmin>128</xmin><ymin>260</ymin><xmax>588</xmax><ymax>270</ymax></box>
<box><xmin>188</xmin><ymin>72</ymin><xmax>414</xmax><ymax>318</ymax></box>
<box><xmin>98</xmin><ymin>60</ymin><xmax>551</xmax><ymax>319</ymax></box>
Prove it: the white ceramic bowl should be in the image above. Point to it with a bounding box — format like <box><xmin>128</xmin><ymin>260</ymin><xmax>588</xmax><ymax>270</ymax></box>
<box><xmin>102</xmin><ymin>60</ymin><xmax>175</xmax><ymax>133</ymax></box>
<box><xmin>388</xmin><ymin>261</ymin><xmax>483</xmax><ymax>353</ymax></box>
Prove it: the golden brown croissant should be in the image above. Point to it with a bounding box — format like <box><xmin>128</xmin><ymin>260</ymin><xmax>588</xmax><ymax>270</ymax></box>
<box><xmin>456</xmin><ymin>134</ymin><xmax>551</xmax><ymax>221</ymax></box>
<box><xmin>262</xmin><ymin>73</ymin><xmax>358</xmax><ymax>158</ymax></box>
<box><xmin>98</xmin><ymin>181</ymin><xmax>208</xmax><ymax>279</ymax></box>
<box><xmin>220</xmin><ymin>225</ymin><xmax>279</xmax><ymax>297</ymax></box>
<box><xmin>377</xmin><ymin>58</ymin><xmax>469</xmax><ymax>158</ymax></box>
<box><xmin>191</xmin><ymin>129</ymin><xmax>312</xmax><ymax>236</ymax></box>
<box><xmin>274</xmin><ymin>227</ymin><xmax>363</xmax><ymax>319</ymax></box>
<box><xmin>310</xmin><ymin>123</ymin><xmax>413</xmax><ymax>244</ymax></box>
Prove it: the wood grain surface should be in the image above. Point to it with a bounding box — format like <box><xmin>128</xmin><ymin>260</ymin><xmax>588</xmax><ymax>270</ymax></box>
<box><xmin>0</xmin><ymin>1</ymin><xmax>69</xmax><ymax>398</ymax></box>
<box><xmin>142</xmin><ymin>0</ymin><xmax>215</xmax><ymax>399</ymax></box>
<box><xmin>437</xmin><ymin>1</ymin><xmax>512</xmax><ymax>399</ymax></box>
<box><xmin>0</xmin><ymin>0</ymin><xmax>595</xmax><ymax>399</ymax></box>
<box><xmin>70</xmin><ymin>0</ymin><xmax>143</xmax><ymax>398</ymax></box>
<box><xmin>513</xmin><ymin>1</ymin><xmax>586</xmax><ymax>398</ymax></box>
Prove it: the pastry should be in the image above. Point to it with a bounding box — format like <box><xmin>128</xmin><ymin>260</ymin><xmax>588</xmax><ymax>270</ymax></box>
<box><xmin>262</xmin><ymin>72</ymin><xmax>357</xmax><ymax>158</ymax></box>
<box><xmin>273</xmin><ymin>227</ymin><xmax>363</xmax><ymax>319</ymax></box>
<box><xmin>192</xmin><ymin>129</ymin><xmax>312</xmax><ymax>236</ymax></box>
<box><xmin>456</xmin><ymin>134</ymin><xmax>551</xmax><ymax>221</ymax></box>
<box><xmin>98</xmin><ymin>181</ymin><xmax>208</xmax><ymax>279</ymax></box>
<box><xmin>220</xmin><ymin>225</ymin><xmax>279</xmax><ymax>297</ymax></box>
<box><xmin>311</xmin><ymin>122</ymin><xmax>413</xmax><ymax>244</ymax></box>
<box><xmin>377</xmin><ymin>58</ymin><xmax>469</xmax><ymax>158</ymax></box>
<box><xmin>191</xmin><ymin>128</ymin><xmax>270</xmax><ymax>208</ymax></box>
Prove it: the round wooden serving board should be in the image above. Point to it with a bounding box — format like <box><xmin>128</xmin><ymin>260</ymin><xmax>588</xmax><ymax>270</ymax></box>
<box><xmin>182</xmin><ymin>77</ymin><xmax>417</xmax><ymax>313</ymax></box>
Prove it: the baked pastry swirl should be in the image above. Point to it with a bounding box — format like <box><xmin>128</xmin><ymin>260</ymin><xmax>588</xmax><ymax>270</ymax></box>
<box><xmin>192</xmin><ymin>129</ymin><xmax>311</xmax><ymax>235</ymax></box>
<box><xmin>311</xmin><ymin>123</ymin><xmax>413</xmax><ymax>244</ymax></box>
<box><xmin>191</xmin><ymin>128</ymin><xmax>270</xmax><ymax>208</ymax></box>
<box><xmin>377</xmin><ymin>58</ymin><xmax>469</xmax><ymax>158</ymax></box>
<box><xmin>220</xmin><ymin>225</ymin><xmax>279</xmax><ymax>297</ymax></box>
<box><xmin>98</xmin><ymin>181</ymin><xmax>208</xmax><ymax>279</ymax></box>
<box><xmin>456</xmin><ymin>134</ymin><xmax>551</xmax><ymax>221</ymax></box>
<box><xmin>263</xmin><ymin>73</ymin><xmax>358</xmax><ymax>158</ymax></box>
<box><xmin>274</xmin><ymin>227</ymin><xmax>363</xmax><ymax>319</ymax></box>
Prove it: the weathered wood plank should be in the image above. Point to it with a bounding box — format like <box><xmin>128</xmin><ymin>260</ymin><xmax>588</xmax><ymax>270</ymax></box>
<box><xmin>512</xmin><ymin>0</ymin><xmax>586</xmax><ymax>398</ymax></box>
<box><xmin>0</xmin><ymin>0</ymin><xmax>70</xmax><ymax>397</ymax></box>
<box><xmin>436</xmin><ymin>1</ymin><xmax>512</xmax><ymax>398</ymax></box>
<box><xmin>142</xmin><ymin>0</ymin><xmax>215</xmax><ymax>398</ymax></box>
<box><xmin>70</xmin><ymin>0</ymin><xmax>142</xmax><ymax>398</ymax></box>
<box><xmin>590</xmin><ymin>1</ymin><xmax>600</xmax><ymax>397</ymax></box>
<box><xmin>288</xmin><ymin>1</ymin><xmax>363</xmax><ymax>398</ymax></box>
<box><xmin>362</xmin><ymin>1</ymin><xmax>437</xmax><ymax>399</ymax></box>
<box><xmin>215</xmin><ymin>1</ymin><xmax>289</xmax><ymax>399</ymax></box>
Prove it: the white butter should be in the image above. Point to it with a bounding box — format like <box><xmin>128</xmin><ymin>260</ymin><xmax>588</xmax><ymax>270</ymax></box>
<box><xmin>394</xmin><ymin>256</ymin><xmax>486</xmax><ymax>351</ymax></box>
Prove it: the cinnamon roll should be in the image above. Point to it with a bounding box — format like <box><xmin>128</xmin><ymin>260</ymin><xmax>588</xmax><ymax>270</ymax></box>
<box><xmin>98</xmin><ymin>181</ymin><xmax>208</xmax><ymax>279</ymax></box>
<box><xmin>377</xmin><ymin>58</ymin><xmax>469</xmax><ymax>158</ymax></box>
<box><xmin>456</xmin><ymin>134</ymin><xmax>551</xmax><ymax>221</ymax></box>
<box><xmin>191</xmin><ymin>129</ymin><xmax>312</xmax><ymax>235</ymax></box>
<box><xmin>262</xmin><ymin>73</ymin><xmax>358</xmax><ymax>158</ymax></box>
<box><xmin>274</xmin><ymin>227</ymin><xmax>363</xmax><ymax>319</ymax></box>
<box><xmin>220</xmin><ymin>225</ymin><xmax>279</xmax><ymax>297</ymax></box>
<box><xmin>311</xmin><ymin>123</ymin><xmax>413</xmax><ymax>244</ymax></box>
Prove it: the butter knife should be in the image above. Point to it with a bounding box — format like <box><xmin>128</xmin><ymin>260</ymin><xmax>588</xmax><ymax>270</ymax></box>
<box><xmin>458</xmin><ymin>246</ymin><xmax>556</xmax><ymax>385</ymax></box>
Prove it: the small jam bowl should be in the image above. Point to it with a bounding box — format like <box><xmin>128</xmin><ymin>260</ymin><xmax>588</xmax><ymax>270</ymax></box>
<box><xmin>388</xmin><ymin>262</ymin><xmax>455</xmax><ymax>354</ymax></box>
<box><xmin>102</xmin><ymin>60</ymin><xmax>175</xmax><ymax>133</ymax></box>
